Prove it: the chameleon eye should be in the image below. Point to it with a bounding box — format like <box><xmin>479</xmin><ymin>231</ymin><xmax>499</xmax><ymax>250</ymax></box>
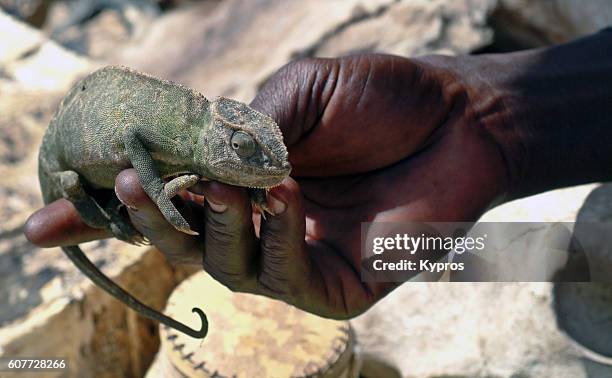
<box><xmin>230</xmin><ymin>131</ymin><xmax>256</xmax><ymax>158</ymax></box>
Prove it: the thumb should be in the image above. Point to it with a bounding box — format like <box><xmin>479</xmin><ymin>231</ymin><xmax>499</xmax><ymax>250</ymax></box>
<box><xmin>250</xmin><ymin>58</ymin><xmax>339</xmax><ymax>148</ymax></box>
<box><xmin>252</xmin><ymin>55</ymin><xmax>446</xmax><ymax>177</ymax></box>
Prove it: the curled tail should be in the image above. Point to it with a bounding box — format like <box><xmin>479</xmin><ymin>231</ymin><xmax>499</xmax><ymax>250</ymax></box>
<box><xmin>62</xmin><ymin>245</ymin><xmax>208</xmax><ymax>339</ymax></box>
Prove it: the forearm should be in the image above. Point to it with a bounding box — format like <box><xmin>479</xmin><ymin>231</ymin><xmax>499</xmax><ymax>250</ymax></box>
<box><xmin>463</xmin><ymin>28</ymin><xmax>612</xmax><ymax>199</ymax></box>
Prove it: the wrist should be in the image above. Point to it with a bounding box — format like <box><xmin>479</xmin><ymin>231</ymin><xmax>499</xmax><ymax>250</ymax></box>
<box><xmin>412</xmin><ymin>53</ymin><xmax>514</xmax><ymax>207</ymax></box>
<box><xmin>459</xmin><ymin>29</ymin><xmax>612</xmax><ymax>199</ymax></box>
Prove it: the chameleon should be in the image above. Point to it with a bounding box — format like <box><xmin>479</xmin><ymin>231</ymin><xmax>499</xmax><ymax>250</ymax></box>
<box><xmin>38</xmin><ymin>66</ymin><xmax>291</xmax><ymax>339</ymax></box>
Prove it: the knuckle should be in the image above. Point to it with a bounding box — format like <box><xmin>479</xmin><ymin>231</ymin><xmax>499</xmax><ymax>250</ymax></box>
<box><xmin>257</xmin><ymin>272</ymin><xmax>293</xmax><ymax>301</ymax></box>
<box><xmin>257</xmin><ymin>255</ymin><xmax>303</xmax><ymax>302</ymax></box>
<box><xmin>202</xmin><ymin>214</ymin><xmax>256</xmax><ymax>293</ymax></box>
<box><xmin>204</xmin><ymin>213</ymin><xmax>237</xmax><ymax>244</ymax></box>
<box><xmin>260</xmin><ymin>228</ymin><xmax>288</xmax><ymax>255</ymax></box>
<box><xmin>263</xmin><ymin>57</ymin><xmax>334</xmax><ymax>96</ymax></box>
<box><xmin>278</xmin><ymin>57</ymin><xmax>324</xmax><ymax>78</ymax></box>
<box><xmin>254</xmin><ymin>58</ymin><xmax>340</xmax><ymax>144</ymax></box>
<box><xmin>203</xmin><ymin>259</ymin><xmax>251</xmax><ymax>292</ymax></box>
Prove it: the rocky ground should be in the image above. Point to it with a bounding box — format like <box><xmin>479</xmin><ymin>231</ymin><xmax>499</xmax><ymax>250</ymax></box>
<box><xmin>0</xmin><ymin>0</ymin><xmax>611</xmax><ymax>377</ymax></box>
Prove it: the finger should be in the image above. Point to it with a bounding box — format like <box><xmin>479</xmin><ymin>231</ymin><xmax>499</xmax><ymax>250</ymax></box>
<box><xmin>115</xmin><ymin>169</ymin><xmax>203</xmax><ymax>265</ymax></box>
<box><xmin>256</xmin><ymin>177</ymin><xmax>312</xmax><ymax>301</ymax></box>
<box><xmin>200</xmin><ymin>180</ymin><xmax>259</xmax><ymax>292</ymax></box>
<box><xmin>260</xmin><ymin>178</ymin><xmax>387</xmax><ymax>317</ymax></box>
<box><xmin>24</xmin><ymin>199</ymin><xmax>110</xmax><ymax>247</ymax></box>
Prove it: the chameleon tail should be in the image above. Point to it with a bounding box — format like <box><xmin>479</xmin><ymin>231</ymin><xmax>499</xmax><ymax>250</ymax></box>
<box><xmin>61</xmin><ymin>245</ymin><xmax>208</xmax><ymax>339</ymax></box>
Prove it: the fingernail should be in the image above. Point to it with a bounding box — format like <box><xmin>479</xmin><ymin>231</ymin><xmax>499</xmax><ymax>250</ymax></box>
<box><xmin>115</xmin><ymin>186</ymin><xmax>138</xmax><ymax>211</ymax></box>
<box><xmin>206</xmin><ymin>198</ymin><xmax>227</xmax><ymax>213</ymax></box>
<box><xmin>267</xmin><ymin>193</ymin><xmax>287</xmax><ymax>215</ymax></box>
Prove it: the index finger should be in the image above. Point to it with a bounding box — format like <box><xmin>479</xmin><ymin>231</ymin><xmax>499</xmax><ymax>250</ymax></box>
<box><xmin>24</xmin><ymin>199</ymin><xmax>110</xmax><ymax>248</ymax></box>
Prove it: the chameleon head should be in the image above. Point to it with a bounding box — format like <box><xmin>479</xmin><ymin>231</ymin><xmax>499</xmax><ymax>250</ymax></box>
<box><xmin>197</xmin><ymin>97</ymin><xmax>291</xmax><ymax>188</ymax></box>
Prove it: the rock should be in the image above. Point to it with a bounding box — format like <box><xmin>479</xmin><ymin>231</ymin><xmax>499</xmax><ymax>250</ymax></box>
<box><xmin>0</xmin><ymin>10</ymin><xmax>95</xmax><ymax>90</ymax></box>
<box><xmin>46</xmin><ymin>7</ymin><xmax>132</xmax><ymax>59</ymax></box>
<box><xmin>353</xmin><ymin>283</ymin><xmax>583</xmax><ymax>378</ymax></box>
<box><xmin>0</xmin><ymin>10</ymin><xmax>44</xmax><ymax>64</ymax></box>
<box><xmin>549</xmin><ymin>184</ymin><xmax>612</xmax><ymax>365</ymax></box>
<box><xmin>44</xmin><ymin>0</ymin><xmax>160</xmax><ymax>59</ymax></box>
<box><xmin>0</xmin><ymin>81</ymin><xmax>59</xmax><ymax>167</ymax></box>
<box><xmin>0</xmin><ymin>0</ymin><xmax>48</xmax><ymax>25</ymax></box>
<box><xmin>113</xmin><ymin>0</ymin><xmax>495</xmax><ymax>101</ymax></box>
<box><xmin>554</xmin><ymin>283</ymin><xmax>612</xmax><ymax>366</ymax></box>
<box><xmin>491</xmin><ymin>0</ymin><xmax>612</xmax><ymax>47</ymax></box>
<box><xmin>312</xmin><ymin>0</ymin><xmax>495</xmax><ymax>58</ymax></box>
<box><xmin>5</xmin><ymin>41</ymin><xmax>93</xmax><ymax>90</ymax></box>
<box><xmin>0</xmin><ymin>246</ymin><xmax>184</xmax><ymax>377</ymax></box>
<box><xmin>351</xmin><ymin>183</ymin><xmax>612</xmax><ymax>377</ymax></box>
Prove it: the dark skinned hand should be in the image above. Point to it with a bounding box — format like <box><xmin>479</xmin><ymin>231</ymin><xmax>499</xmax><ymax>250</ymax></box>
<box><xmin>25</xmin><ymin>54</ymin><xmax>511</xmax><ymax>319</ymax></box>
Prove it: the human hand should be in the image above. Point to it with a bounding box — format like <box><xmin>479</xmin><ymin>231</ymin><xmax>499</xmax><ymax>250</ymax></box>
<box><xmin>26</xmin><ymin>53</ymin><xmax>512</xmax><ymax>318</ymax></box>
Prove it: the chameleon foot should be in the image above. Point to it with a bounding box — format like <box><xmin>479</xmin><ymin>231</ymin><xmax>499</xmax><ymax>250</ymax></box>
<box><xmin>252</xmin><ymin>200</ymin><xmax>274</xmax><ymax>220</ymax></box>
<box><xmin>249</xmin><ymin>188</ymin><xmax>274</xmax><ymax>219</ymax></box>
<box><xmin>161</xmin><ymin>175</ymin><xmax>201</xmax><ymax>235</ymax></box>
<box><xmin>155</xmin><ymin>193</ymin><xmax>199</xmax><ymax>235</ymax></box>
<box><xmin>109</xmin><ymin>222</ymin><xmax>150</xmax><ymax>246</ymax></box>
<box><xmin>105</xmin><ymin>196</ymin><xmax>146</xmax><ymax>244</ymax></box>
<box><xmin>172</xmin><ymin>225</ymin><xmax>199</xmax><ymax>236</ymax></box>
<box><xmin>164</xmin><ymin>174</ymin><xmax>200</xmax><ymax>198</ymax></box>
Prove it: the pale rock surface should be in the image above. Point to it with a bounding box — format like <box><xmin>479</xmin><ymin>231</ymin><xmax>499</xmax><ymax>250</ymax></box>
<box><xmin>0</xmin><ymin>247</ymin><xmax>180</xmax><ymax>378</ymax></box>
<box><xmin>5</xmin><ymin>42</ymin><xmax>93</xmax><ymax>90</ymax></box>
<box><xmin>113</xmin><ymin>0</ymin><xmax>496</xmax><ymax>102</ymax></box>
<box><xmin>0</xmin><ymin>9</ymin><xmax>43</xmax><ymax>64</ymax></box>
<box><xmin>0</xmin><ymin>8</ymin><xmax>94</xmax><ymax>90</ymax></box>
<box><xmin>314</xmin><ymin>0</ymin><xmax>495</xmax><ymax>58</ymax></box>
<box><xmin>0</xmin><ymin>0</ymin><xmax>46</xmax><ymax>23</ymax></box>
<box><xmin>352</xmin><ymin>184</ymin><xmax>612</xmax><ymax>377</ymax></box>
<box><xmin>45</xmin><ymin>5</ymin><xmax>132</xmax><ymax>59</ymax></box>
<box><xmin>43</xmin><ymin>0</ymin><xmax>160</xmax><ymax>59</ymax></box>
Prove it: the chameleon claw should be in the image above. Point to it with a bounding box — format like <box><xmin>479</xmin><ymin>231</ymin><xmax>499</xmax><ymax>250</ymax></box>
<box><xmin>252</xmin><ymin>201</ymin><xmax>274</xmax><ymax>220</ymax></box>
<box><xmin>128</xmin><ymin>233</ymin><xmax>149</xmax><ymax>246</ymax></box>
<box><xmin>177</xmin><ymin>227</ymin><xmax>199</xmax><ymax>236</ymax></box>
